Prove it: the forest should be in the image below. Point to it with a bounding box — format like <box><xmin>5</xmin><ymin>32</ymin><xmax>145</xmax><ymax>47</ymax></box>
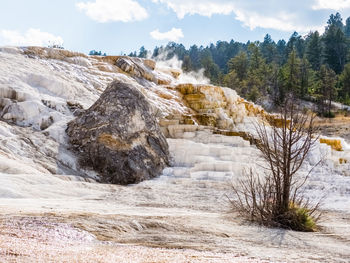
<box><xmin>130</xmin><ymin>13</ymin><xmax>350</xmax><ymax>116</ymax></box>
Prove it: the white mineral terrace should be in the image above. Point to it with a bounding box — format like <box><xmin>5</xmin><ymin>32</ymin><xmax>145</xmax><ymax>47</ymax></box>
<box><xmin>1</xmin><ymin>127</ymin><xmax>350</xmax><ymax>262</ymax></box>
<box><xmin>0</xmin><ymin>47</ymin><xmax>350</xmax><ymax>262</ymax></box>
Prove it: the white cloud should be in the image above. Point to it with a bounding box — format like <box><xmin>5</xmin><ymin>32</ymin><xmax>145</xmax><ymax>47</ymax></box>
<box><xmin>152</xmin><ymin>0</ymin><xmax>235</xmax><ymax>19</ymax></box>
<box><xmin>0</xmin><ymin>28</ymin><xmax>63</xmax><ymax>47</ymax></box>
<box><xmin>312</xmin><ymin>0</ymin><xmax>350</xmax><ymax>10</ymax></box>
<box><xmin>76</xmin><ymin>0</ymin><xmax>148</xmax><ymax>23</ymax></box>
<box><xmin>234</xmin><ymin>10</ymin><xmax>323</xmax><ymax>33</ymax></box>
<box><xmin>152</xmin><ymin>0</ymin><xmax>324</xmax><ymax>33</ymax></box>
<box><xmin>150</xmin><ymin>28</ymin><xmax>184</xmax><ymax>41</ymax></box>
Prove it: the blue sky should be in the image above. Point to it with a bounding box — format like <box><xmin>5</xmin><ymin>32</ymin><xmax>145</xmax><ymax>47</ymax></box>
<box><xmin>1</xmin><ymin>0</ymin><xmax>350</xmax><ymax>55</ymax></box>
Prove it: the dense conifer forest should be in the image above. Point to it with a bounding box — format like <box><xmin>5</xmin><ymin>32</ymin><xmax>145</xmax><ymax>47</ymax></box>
<box><xmin>130</xmin><ymin>13</ymin><xmax>350</xmax><ymax>115</ymax></box>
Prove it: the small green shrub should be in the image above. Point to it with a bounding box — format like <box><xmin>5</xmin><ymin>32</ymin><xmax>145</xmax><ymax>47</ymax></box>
<box><xmin>323</xmin><ymin>111</ymin><xmax>335</xmax><ymax>118</ymax></box>
<box><xmin>276</xmin><ymin>203</ymin><xmax>317</xmax><ymax>232</ymax></box>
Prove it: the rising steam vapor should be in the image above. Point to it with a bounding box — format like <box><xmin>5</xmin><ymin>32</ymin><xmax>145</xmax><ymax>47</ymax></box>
<box><xmin>152</xmin><ymin>52</ymin><xmax>210</xmax><ymax>84</ymax></box>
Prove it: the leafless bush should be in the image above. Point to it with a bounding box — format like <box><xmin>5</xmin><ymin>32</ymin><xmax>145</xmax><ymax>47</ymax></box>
<box><xmin>230</xmin><ymin>97</ymin><xmax>321</xmax><ymax>231</ymax></box>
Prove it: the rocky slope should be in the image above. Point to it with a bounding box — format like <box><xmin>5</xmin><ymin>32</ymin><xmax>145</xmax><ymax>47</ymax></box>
<box><xmin>0</xmin><ymin>46</ymin><xmax>350</xmax><ymax>262</ymax></box>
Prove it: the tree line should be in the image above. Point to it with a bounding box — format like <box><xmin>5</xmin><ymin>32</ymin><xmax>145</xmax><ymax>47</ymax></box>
<box><xmin>131</xmin><ymin>13</ymin><xmax>350</xmax><ymax>116</ymax></box>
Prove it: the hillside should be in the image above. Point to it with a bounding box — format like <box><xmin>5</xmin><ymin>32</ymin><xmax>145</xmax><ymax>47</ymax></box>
<box><xmin>0</xmin><ymin>46</ymin><xmax>350</xmax><ymax>262</ymax></box>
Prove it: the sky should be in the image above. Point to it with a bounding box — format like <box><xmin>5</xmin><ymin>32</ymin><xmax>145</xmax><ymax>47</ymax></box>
<box><xmin>1</xmin><ymin>0</ymin><xmax>350</xmax><ymax>55</ymax></box>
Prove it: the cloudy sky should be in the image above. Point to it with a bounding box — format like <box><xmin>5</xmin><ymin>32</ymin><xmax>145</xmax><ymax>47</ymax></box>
<box><xmin>1</xmin><ymin>0</ymin><xmax>350</xmax><ymax>54</ymax></box>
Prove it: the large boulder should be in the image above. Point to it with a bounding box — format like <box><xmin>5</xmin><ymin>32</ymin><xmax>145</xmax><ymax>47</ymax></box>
<box><xmin>66</xmin><ymin>80</ymin><xmax>170</xmax><ymax>185</ymax></box>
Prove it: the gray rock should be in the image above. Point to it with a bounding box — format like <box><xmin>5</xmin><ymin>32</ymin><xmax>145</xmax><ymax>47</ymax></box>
<box><xmin>66</xmin><ymin>80</ymin><xmax>169</xmax><ymax>185</ymax></box>
<box><xmin>115</xmin><ymin>57</ymin><xmax>154</xmax><ymax>81</ymax></box>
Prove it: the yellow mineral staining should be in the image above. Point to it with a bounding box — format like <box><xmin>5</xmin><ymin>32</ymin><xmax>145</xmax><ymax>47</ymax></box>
<box><xmin>244</xmin><ymin>102</ymin><xmax>265</xmax><ymax>117</ymax></box>
<box><xmin>195</xmin><ymin>114</ymin><xmax>217</xmax><ymax>127</ymax></box>
<box><xmin>213</xmin><ymin>130</ymin><xmax>260</xmax><ymax>145</ymax></box>
<box><xmin>184</xmin><ymin>93</ymin><xmax>206</xmax><ymax>101</ymax></box>
<box><xmin>183</xmin><ymin>118</ymin><xmax>196</xmax><ymax>125</ymax></box>
<box><xmin>174</xmin><ymin>83</ymin><xmax>300</xmax><ymax>132</ymax></box>
<box><xmin>170</xmin><ymin>69</ymin><xmax>181</xmax><ymax>79</ymax></box>
<box><xmin>214</xmin><ymin>130</ymin><xmax>250</xmax><ymax>140</ymax></box>
<box><xmin>242</xmin><ymin>101</ymin><xmax>293</xmax><ymax>128</ymax></box>
<box><xmin>24</xmin><ymin>46</ymin><xmax>87</xmax><ymax>60</ymax></box>
<box><xmin>97</xmin><ymin>55</ymin><xmax>122</xmax><ymax>65</ymax></box>
<box><xmin>153</xmin><ymin>89</ymin><xmax>175</xmax><ymax>100</ymax></box>
<box><xmin>177</xmin><ymin>83</ymin><xmax>196</xmax><ymax>95</ymax></box>
<box><xmin>96</xmin><ymin>64</ymin><xmax>122</xmax><ymax>73</ymax></box>
<box><xmin>176</xmin><ymin>83</ymin><xmax>282</xmax><ymax>129</ymax></box>
<box><xmin>157</xmin><ymin>78</ymin><xmax>171</xmax><ymax>85</ymax></box>
<box><xmin>177</xmin><ymin>84</ymin><xmax>226</xmax><ymax>109</ymax></box>
<box><xmin>98</xmin><ymin>133</ymin><xmax>131</xmax><ymax>151</ymax></box>
<box><xmin>143</xmin><ymin>59</ymin><xmax>156</xmax><ymax>70</ymax></box>
<box><xmin>320</xmin><ymin>138</ymin><xmax>343</xmax><ymax>151</ymax></box>
<box><xmin>176</xmin><ymin>84</ymin><xmax>227</xmax><ymax>125</ymax></box>
<box><xmin>184</xmin><ymin>94</ymin><xmax>206</xmax><ymax>111</ymax></box>
<box><xmin>339</xmin><ymin>158</ymin><xmax>348</xmax><ymax>164</ymax></box>
<box><xmin>266</xmin><ymin>115</ymin><xmax>291</xmax><ymax>128</ymax></box>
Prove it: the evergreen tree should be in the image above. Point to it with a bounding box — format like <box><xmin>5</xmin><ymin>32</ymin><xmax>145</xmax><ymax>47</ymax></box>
<box><xmin>214</xmin><ymin>41</ymin><xmax>230</xmax><ymax>72</ymax></box>
<box><xmin>279</xmin><ymin>50</ymin><xmax>301</xmax><ymax>100</ymax></box>
<box><xmin>340</xmin><ymin>63</ymin><xmax>350</xmax><ymax>104</ymax></box>
<box><xmin>224</xmin><ymin>70</ymin><xmax>240</xmax><ymax>91</ymax></box>
<box><xmin>327</xmin><ymin>12</ymin><xmax>344</xmax><ymax>30</ymax></box>
<box><xmin>260</xmin><ymin>34</ymin><xmax>276</xmax><ymax>64</ymax></box>
<box><xmin>323</xmin><ymin>24</ymin><xmax>347</xmax><ymax>74</ymax></box>
<box><xmin>200</xmin><ymin>50</ymin><xmax>220</xmax><ymax>83</ymax></box>
<box><xmin>189</xmin><ymin>45</ymin><xmax>201</xmax><ymax>70</ymax></box>
<box><xmin>227</xmin><ymin>51</ymin><xmax>249</xmax><ymax>80</ymax></box>
<box><xmin>152</xmin><ymin>46</ymin><xmax>160</xmax><ymax>58</ymax></box>
<box><xmin>345</xmin><ymin>17</ymin><xmax>350</xmax><ymax>37</ymax></box>
<box><xmin>138</xmin><ymin>46</ymin><xmax>148</xmax><ymax>58</ymax></box>
<box><xmin>300</xmin><ymin>57</ymin><xmax>312</xmax><ymax>98</ymax></box>
<box><xmin>286</xmin><ymin>32</ymin><xmax>304</xmax><ymax>58</ymax></box>
<box><xmin>306</xmin><ymin>31</ymin><xmax>322</xmax><ymax>70</ymax></box>
<box><xmin>182</xmin><ymin>55</ymin><xmax>192</xmax><ymax>72</ymax></box>
<box><xmin>248</xmin><ymin>43</ymin><xmax>264</xmax><ymax>70</ymax></box>
<box><xmin>316</xmin><ymin>65</ymin><xmax>337</xmax><ymax>116</ymax></box>
<box><xmin>276</xmin><ymin>39</ymin><xmax>287</xmax><ymax>65</ymax></box>
<box><xmin>245</xmin><ymin>43</ymin><xmax>271</xmax><ymax>101</ymax></box>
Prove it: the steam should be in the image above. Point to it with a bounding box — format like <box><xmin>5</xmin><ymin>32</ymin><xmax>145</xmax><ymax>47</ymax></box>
<box><xmin>152</xmin><ymin>52</ymin><xmax>210</xmax><ymax>85</ymax></box>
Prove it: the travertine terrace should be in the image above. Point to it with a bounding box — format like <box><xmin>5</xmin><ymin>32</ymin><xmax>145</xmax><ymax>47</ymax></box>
<box><xmin>0</xmin><ymin>46</ymin><xmax>350</xmax><ymax>262</ymax></box>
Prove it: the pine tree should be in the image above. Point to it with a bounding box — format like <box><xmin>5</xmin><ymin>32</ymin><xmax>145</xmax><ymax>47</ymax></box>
<box><xmin>340</xmin><ymin>63</ymin><xmax>350</xmax><ymax>104</ymax></box>
<box><xmin>345</xmin><ymin>17</ymin><xmax>350</xmax><ymax>37</ymax></box>
<box><xmin>327</xmin><ymin>12</ymin><xmax>344</xmax><ymax>31</ymax></box>
<box><xmin>276</xmin><ymin>39</ymin><xmax>287</xmax><ymax>65</ymax></box>
<box><xmin>279</xmin><ymin>50</ymin><xmax>301</xmax><ymax>99</ymax></box>
<box><xmin>138</xmin><ymin>46</ymin><xmax>148</xmax><ymax>58</ymax></box>
<box><xmin>323</xmin><ymin>24</ymin><xmax>347</xmax><ymax>74</ymax></box>
<box><xmin>152</xmin><ymin>46</ymin><xmax>160</xmax><ymax>58</ymax></box>
<box><xmin>306</xmin><ymin>31</ymin><xmax>322</xmax><ymax>70</ymax></box>
<box><xmin>300</xmin><ymin>57</ymin><xmax>312</xmax><ymax>99</ymax></box>
<box><xmin>182</xmin><ymin>55</ymin><xmax>192</xmax><ymax>72</ymax></box>
<box><xmin>260</xmin><ymin>34</ymin><xmax>276</xmax><ymax>64</ymax></box>
<box><xmin>245</xmin><ymin>43</ymin><xmax>271</xmax><ymax>101</ymax></box>
<box><xmin>200</xmin><ymin>51</ymin><xmax>220</xmax><ymax>83</ymax></box>
<box><xmin>316</xmin><ymin>65</ymin><xmax>337</xmax><ymax>116</ymax></box>
<box><xmin>224</xmin><ymin>70</ymin><xmax>241</xmax><ymax>91</ymax></box>
<box><xmin>248</xmin><ymin>43</ymin><xmax>264</xmax><ymax>70</ymax></box>
<box><xmin>189</xmin><ymin>45</ymin><xmax>201</xmax><ymax>70</ymax></box>
<box><xmin>227</xmin><ymin>51</ymin><xmax>249</xmax><ymax>80</ymax></box>
<box><xmin>286</xmin><ymin>32</ymin><xmax>304</xmax><ymax>58</ymax></box>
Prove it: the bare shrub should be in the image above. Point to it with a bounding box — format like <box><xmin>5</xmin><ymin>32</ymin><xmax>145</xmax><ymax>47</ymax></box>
<box><xmin>230</xmin><ymin>97</ymin><xmax>321</xmax><ymax>231</ymax></box>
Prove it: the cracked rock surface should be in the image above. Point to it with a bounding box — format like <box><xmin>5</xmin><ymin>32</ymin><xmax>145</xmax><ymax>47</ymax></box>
<box><xmin>67</xmin><ymin>80</ymin><xmax>170</xmax><ymax>185</ymax></box>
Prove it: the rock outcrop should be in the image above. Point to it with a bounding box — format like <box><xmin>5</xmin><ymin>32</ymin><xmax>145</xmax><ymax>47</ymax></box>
<box><xmin>66</xmin><ymin>80</ymin><xmax>170</xmax><ymax>185</ymax></box>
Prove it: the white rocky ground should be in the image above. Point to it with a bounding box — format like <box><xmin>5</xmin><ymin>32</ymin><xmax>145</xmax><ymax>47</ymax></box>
<box><xmin>0</xmin><ymin>46</ymin><xmax>350</xmax><ymax>262</ymax></box>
